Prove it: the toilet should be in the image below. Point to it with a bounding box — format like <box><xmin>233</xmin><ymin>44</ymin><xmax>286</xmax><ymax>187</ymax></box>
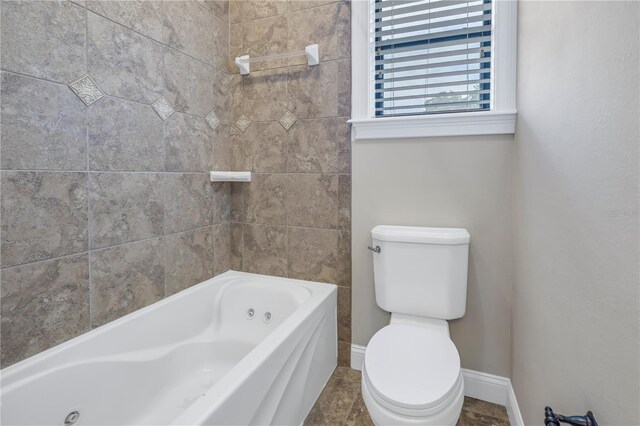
<box><xmin>362</xmin><ymin>225</ymin><xmax>470</xmax><ymax>426</ymax></box>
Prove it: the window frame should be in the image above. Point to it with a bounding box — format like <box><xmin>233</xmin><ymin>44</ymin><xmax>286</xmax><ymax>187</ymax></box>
<box><xmin>350</xmin><ymin>0</ymin><xmax>517</xmax><ymax>141</ymax></box>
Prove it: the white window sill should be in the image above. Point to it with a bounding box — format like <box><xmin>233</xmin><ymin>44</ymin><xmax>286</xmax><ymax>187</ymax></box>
<box><xmin>348</xmin><ymin>110</ymin><xmax>517</xmax><ymax>141</ymax></box>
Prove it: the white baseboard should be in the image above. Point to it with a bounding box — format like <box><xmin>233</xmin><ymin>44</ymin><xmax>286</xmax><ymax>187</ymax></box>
<box><xmin>350</xmin><ymin>344</ymin><xmax>366</xmax><ymax>371</ymax></box>
<box><xmin>506</xmin><ymin>380</ymin><xmax>524</xmax><ymax>426</ymax></box>
<box><xmin>461</xmin><ymin>368</ymin><xmax>509</xmax><ymax>406</ymax></box>
<box><xmin>350</xmin><ymin>344</ymin><xmax>523</xmax><ymax>425</ymax></box>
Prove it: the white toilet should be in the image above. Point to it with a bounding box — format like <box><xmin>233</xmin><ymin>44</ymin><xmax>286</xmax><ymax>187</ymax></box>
<box><xmin>362</xmin><ymin>225</ymin><xmax>470</xmax><ymax>426</ymax></box>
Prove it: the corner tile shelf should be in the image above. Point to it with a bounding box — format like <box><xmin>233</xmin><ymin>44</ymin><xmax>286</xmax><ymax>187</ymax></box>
<box><xmin>209</xmin><ymin>171</ymin><xmax>251</xmax><ymax>182</ymax></box>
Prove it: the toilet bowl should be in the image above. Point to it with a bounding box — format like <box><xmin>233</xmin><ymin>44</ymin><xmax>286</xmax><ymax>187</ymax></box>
<box><xmin>364</xmin><ymin>225</ymin><xmax>470</xmax><ymax>426</ymax></box>
<box><xmin>361</xmin><ymin>324</ymin><xmax>464</xmax><ymax>426</ymax></box>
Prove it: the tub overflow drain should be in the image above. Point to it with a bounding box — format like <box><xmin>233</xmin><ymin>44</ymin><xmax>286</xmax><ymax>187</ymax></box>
<box><xmin>64</xmin><ymin>411</ymin><xmax>80</xmax><ymax>425</ymax></box>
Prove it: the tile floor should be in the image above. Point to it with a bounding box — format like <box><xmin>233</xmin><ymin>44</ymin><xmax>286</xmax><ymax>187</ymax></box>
<box><xmin>305</xmin><ymin>367</ymin><xmax>510</xmax><ymax>426</ymax></box>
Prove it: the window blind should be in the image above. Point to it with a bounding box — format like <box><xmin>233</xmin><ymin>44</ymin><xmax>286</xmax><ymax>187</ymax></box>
<box><xmin>372</xmin><ymin>0</ymin><xmax>493</xmax><ymax>117</ymax></box>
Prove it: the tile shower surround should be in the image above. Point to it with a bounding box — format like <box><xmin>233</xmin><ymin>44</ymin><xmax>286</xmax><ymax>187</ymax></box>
<box><xmin>228</xmin><ymin>0</ymin><xmax>352</xmax><ymax>365</ymax></box>
<box><xmin>0</xmin><ymin>0</ymin><xmax>232</xmax><ymax>367</ymax></box>
<box><xmin>0</xmin><ymin>0</ymin><xmax>353</xmax><ymax>368</ymax></box>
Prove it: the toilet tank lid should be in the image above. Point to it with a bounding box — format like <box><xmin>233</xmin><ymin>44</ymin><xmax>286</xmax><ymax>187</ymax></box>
<box><xmin>371</xmin><ymin>226</ymin><xmax>470</xmax><ymax>245</ymax></box>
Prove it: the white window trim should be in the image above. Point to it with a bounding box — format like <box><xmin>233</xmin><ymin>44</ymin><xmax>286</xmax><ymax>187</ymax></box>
<box><xmin>349</xmin><ymin>0</ymin><xmax>518</xmax><ymax>141</ymax></box>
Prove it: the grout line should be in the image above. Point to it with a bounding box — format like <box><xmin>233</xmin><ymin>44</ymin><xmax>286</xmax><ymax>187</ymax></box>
<box><xmin>211</xmin><ymin>222</ymin><xmax>217</xmax><ymax>277</ymax></box>
<box><xmin>160</xmin><ymin>4</ymin><xmax>169</xmax><ymax>298</ymax></box>
<box><xmin>162</xmin><ymin>222</ymin><xmax>168</xmax><ymax>296</ymax></box>
<box><xmin>0</xmin><ymin>68</ymin><xmax>84</xmax><ymax>90</ymax></box>
<box><xmin>228</xmin><ymin>222</ymin><xmax>342</xmax><ymax>232</ymax></box>
<box><xmin>226</xmin><ymin>116</ymin><xmax>351</xmax><ymax>124</ymax></box>
<box><xmin>0</xmin><ymin>224</ymin><xmax>218</xmax><ymax>272</ymax></box>
<box><xmin>0</xmin><ymin>71</ymin><xmax>214</xmax><ymax>123</ymax></box>
<box><xmin>234</xmin><ymin>0</ymin><xmax>342</xmax><ymax>22</ymax></box>
<box><xmin>284</xmin><ymin>177</ymin><xmax>290</xmax><ymax>279</ymax></box>
<box><xmin>0</xmin><ymin>170</ymin><xmax>211</xmax><ymax>175</ymax></box>
<box><xmin>89</xmin><ymin>229</ymin><xmax>187</xmax><ymax>254</ymax></box>
<box><xmin>0</xmin><ymin>164</ymin><xmax>345</xmax><ymax>176</ymax></box>
<box><xmin>90</xmin><ymin>237</ymin><xmax>162</xmax><ymax>257</ymax></box>
<box><xmin>82</xmin><ymin>6</ymin><xmax>223</xmax><ymax>72</ymax></box>
<box><xmin>194</xmin><ymin>0</ymin><xmax>215</xmax><ymax>16</ymax></box>
<box><xmin>160</xmin><ymin>22</ymin><xmax>168</xmax><ymax>297</ymax></box>
<box><xmin>0</xmin><ymin>251</ymin><xmax>91</xmax><ymax>272</ymax></box>
<box><xmin>84</xmin><ymin>2</ymin><xmax>94</xmax><ymax>330</ymax></box>
<box><xmin>226</xmin><ymin>3</ymin><xmax>232</xmax><ymax>74</ymax></box>
<box><xmin>164</xmin><ymin>224</ymin><xmax>217</xmax><ymax>240</ymax></box>
<box><xmin>0</xmin><ymin>3</ymin><xmax>3</xmax><ymax>271</ymax></box>
<box><xmin>284</xmin><ymin>224</ymin><xmax>290</xmax><ymax>279</ymax></box>
<box><xmin>240</xmin><ymin>222</ymin><xmax>245</xmax><ymax>272</ymax></box>
<box><xmin>101</xmin><ymin>93</ymin><xmax>208</xmax><ymax>121</ymax></box>
<box><xmin>1</xmin><ymin>4</ymin><xmax>225</xmax><ymax>93</ymax></box>
<box><xmin>80</xmin><ymin>6</ymin><xmax>162</xmax><ymax>45</ymax></box>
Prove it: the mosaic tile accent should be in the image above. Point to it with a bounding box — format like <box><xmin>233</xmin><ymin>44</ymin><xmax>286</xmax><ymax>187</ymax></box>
<box><xmin>279</xmin><ymin>110</ymin><xmax>297</xmax><ymax>131</ymax></box>
<box><xmin>69</xmin><ymin>75</ymin><xmax>104</xmax><ymax>106</ymax></box>
<box><xmin>151</xmin><ymin>97</ymin><xmax>175</xmax><ymax>121</ymax></box>
<box><xmin>205</xmin><ymin>110</ymin><xmax>220</xmax><ymax>130</ymax></box>
<box><xmin>235</xmin><ymin>113</ymin><xmax>252</xmax><ymax>133</ymax></box>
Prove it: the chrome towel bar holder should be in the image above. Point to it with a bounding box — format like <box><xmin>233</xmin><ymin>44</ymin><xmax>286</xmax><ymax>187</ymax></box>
<box><xmin>235</xmin><ymin>44</ymin><xmax>319</xmax><ymax>75</ymax></box>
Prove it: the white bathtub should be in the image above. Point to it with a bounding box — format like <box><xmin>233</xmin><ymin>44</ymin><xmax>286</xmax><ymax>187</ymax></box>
<box><xmin>0</xmin><ymin>271</ymin><xmax>337</xmax><ymax>425</ymax></box>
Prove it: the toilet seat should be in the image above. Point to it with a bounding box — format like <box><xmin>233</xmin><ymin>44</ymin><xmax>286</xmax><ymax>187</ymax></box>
<box><xmin>363</xmin><ymin>324</ymin><xmax>462</xmax><ymax>417</ymax></box>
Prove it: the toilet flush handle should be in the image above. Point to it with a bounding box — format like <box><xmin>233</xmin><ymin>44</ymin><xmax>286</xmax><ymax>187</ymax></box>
<box><xmin>368</xmin><ymin>245</ymin><xmax>381</xmax><ymax>253</ymax></box>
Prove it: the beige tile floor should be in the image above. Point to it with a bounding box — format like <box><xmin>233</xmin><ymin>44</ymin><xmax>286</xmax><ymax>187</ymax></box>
<box><xmin>305</xmin><ymin>367</ymin><xmax>510</xmax><ymax>426</ymax></box>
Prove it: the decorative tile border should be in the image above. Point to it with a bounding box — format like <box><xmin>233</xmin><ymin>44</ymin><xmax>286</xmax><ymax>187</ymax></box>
<box><xmin>279</xmin><ymin>111</ymin><xmax>297</xmax><ymax>131</ymax></box>
<box><xmin>151</xmin><ymin>97</ymin><xmax>175</xmax><ymax>121</ymax></box>
<box><xmin>205</xmin><ymin>110</ymin><xmax>220</xmax><ymax>130</ymax></box>
<box><xmin>69</xmin><ymin>75</ymin><xmax>105</xmax><ymax>106</ymax></box>
<box><xmin>235</xmin><ymin>113</ymin><xmax>252</xmax><ymax>133</ymax></box>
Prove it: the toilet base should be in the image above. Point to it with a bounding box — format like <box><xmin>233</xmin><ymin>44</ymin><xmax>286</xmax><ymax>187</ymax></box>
<box><xmin>361</xmin><ymin>369</ymin><xmax>464</xmax><ymax>426</ymax></box>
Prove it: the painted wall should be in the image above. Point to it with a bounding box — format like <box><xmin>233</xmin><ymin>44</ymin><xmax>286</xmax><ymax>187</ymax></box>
<box><xmin>352</xmin><ymin>135</ymin><xmax>514</xmax><ymax>377</ymax></box>
<box><xmin>227</xmin><ymin>0</ymin><xmax>353</xmax><ymax>365</ymax></box>
<box><xmin>512</xmin><ymin>1</ymin><xmax>639</xmax><ymax>424</ymax></box>
<box><xmin>0</xmin><ymin>0</ymin><xmax>231</xmax><ymax>367</ymax></box>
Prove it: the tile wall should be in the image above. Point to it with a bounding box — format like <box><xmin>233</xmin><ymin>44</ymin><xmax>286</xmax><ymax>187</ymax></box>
<box><xmin>227</xmin><ymin>0</ymin><xmax>352</xmax><ymax>365</ymax></box>
<box><xmin>0</xmin><ymin>0</ymin><xmax>232</xmax><ymax>367</ymax></box>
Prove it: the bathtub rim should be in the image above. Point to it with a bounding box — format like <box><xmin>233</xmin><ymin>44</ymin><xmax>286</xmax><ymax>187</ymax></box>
<box><xmin>0</xmin><ymin>271</ymin><xmax>337</xmax><ymax>394</ymax></box>
<box><xmin>169</xmin><ymin>272</ymin><xmax>338</xmax><ymax>425</ymax></box>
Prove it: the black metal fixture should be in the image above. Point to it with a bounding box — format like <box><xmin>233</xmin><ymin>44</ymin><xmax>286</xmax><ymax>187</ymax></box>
<box><xmin>544</xmin><ymin>406</ymin><xmax>598</xmax><ymax>426</ymax></box>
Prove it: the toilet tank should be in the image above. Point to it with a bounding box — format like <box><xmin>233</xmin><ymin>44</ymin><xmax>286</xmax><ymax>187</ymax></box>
<box><xmin>371</xmin><ymin>226</ymin><xmax>470</xmax><ymax>320</ymax></box>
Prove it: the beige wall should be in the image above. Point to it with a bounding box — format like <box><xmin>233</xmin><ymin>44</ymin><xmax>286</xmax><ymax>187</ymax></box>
<box><xmin>512</xmin><ymin>1</ymin><xmax>639</xmax><ymax>424</ymax></box>
<box><xmin>352</xmin><ymin>135</ymin><xmax>514</xmax><ymax>377</ymax></box>
<box><xmin>352</xmin><ymin>5</ymin><xmax>640</xmax><ymax>414</ymax></box>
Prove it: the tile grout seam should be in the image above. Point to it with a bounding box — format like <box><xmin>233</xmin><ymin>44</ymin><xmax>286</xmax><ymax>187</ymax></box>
<box><xmin>84</xmin><ymin>3</ymin><xmax>94</xmax><ymax>330</ymax></box>
<box><xmin>0</xmin><ymin>223</ymin><xmax>219</xmax><ymax>273</ymax></box>
<box><xmin>161</xmin><ymin>0</ymin><xmax>168</xmax><ymax>298</ymax></box>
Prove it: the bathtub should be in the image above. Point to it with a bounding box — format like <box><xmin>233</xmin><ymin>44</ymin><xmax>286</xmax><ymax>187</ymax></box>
<box><xmin>0</xmin><ymin>271</ymin><xmax>337</xmax><ymax>425</ymax></box>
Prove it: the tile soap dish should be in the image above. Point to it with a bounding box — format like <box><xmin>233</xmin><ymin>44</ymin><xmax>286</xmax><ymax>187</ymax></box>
<box><xmin>209</xmin><ymin>171</ymin><xmax>251</xmax><ymax>182</ymax></box>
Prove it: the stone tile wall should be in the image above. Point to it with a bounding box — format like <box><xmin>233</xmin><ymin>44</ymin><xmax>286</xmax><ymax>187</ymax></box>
<box><xmin>228</xmin><ymin>0</ymin><xmax>352</xmax><ymax>365</ymax></box>
<box><xmin>0</xmin><ymin>0</ymin><xmax>231</xmax><ymax>367</ymax></box>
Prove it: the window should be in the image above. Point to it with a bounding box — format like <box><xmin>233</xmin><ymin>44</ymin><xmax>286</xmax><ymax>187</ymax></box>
<box><xmin>374</xmin><ymin>0</ymin><xmax>493</xmax><ymax>117</ymax></box>
<box><xmin>350</xmin><ymin>0</ymin><xmax>517</xmax><ymax>140</ymax></box>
